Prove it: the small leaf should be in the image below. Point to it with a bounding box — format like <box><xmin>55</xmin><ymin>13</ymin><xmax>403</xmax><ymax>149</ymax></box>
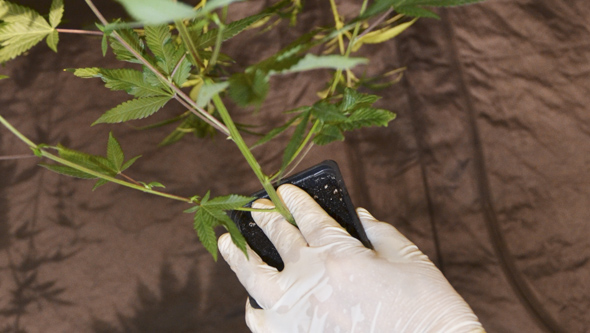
<box><xmin>276</xmin><ymin>54</ymin><xmax>368</xmax><ymax>74</ymax></box>
<box><xmin>339</xmin><ymin>88</ymin><xmax>380</xmax><ymax>112</ymax></box>
<box><xmin>251</xmin><ymin>113</ymin><xmax>302</xmax><ymax>148</ymax></box>
<box><xmin>194</xmin><ymin>12</ymin><xmax>271</xmax><ymax>49</ymax></box>
<box><xmin>311</xmin><ymin>103</ymin><xmax>347</xmax><ymax>123</ymax></box>
<box><xmin>228</xmin><ymin>70</ymin><xmax>269</xmax><ymax>107</ymax></box>
<box><xmin>282</xmin><ymin>110</ymin><xmax>310</xmax><ymax>169</ymax></box>
<box><xmin>93</xmin><ymin>96</ymin><xmax>172</xmax><ymax>125</ymax></box>
<box><xmin>0</xmin><ymin>74</ymin><xmax>8</xmax><ymax>80</ymax></box>
<box><xmin>194</xmin><ymin>209</ymin><xmax>219</xmax><ymax>260</ymax></box>
<box><xmin>341</xmin><ymin>108</ymin><xmax>396</xmax><ymax>130</ymax></box>
<box><xmin>57</xmin><ymin>145</ymin><xmax>115</xmax><ymax>174</ymax></box>
<box><xmin>92</xmin><ymin>178</ymin><xmax>109</xmax><ymax>191</ymax></box>
<box><xmin>313</xmin><ymin>124</ymin><xmax>344</xmax><ymax>145</ymax></box>
<box><xmin>197</xmin><ymin>81</ymin><xmax>229</xmax><ymax>108</ymax></box>
<box><xmin>353</xmin><ymin>18</ymin><xmax>417</xmax><ymax>51</ymax></box>
<box><xmin>117</xmin><ymin>0</ymin><xmax>196</xmax><ymax>25</ymax></box>
<box><xmin>107</xmin><ymin>132</ymin><xmax>125</xmax><ymax>171</ymax></box>
<box><xmin>172</xmin><ymin>56</ymin><xmax>192</xmax><ymax>86</ymax></box>
<box><xmin>48</xmin><ymin>0</ymin><xmax>64</xmax><ymax>28</ymax></box>
<box><xmin>201</xmin><ymin>194</ymin><xmax>256</xmax><ymax>211</ymax></box>
<box><xmin>109</xmin><ymin>28</ymin><xmax>147</xmax><ymax>64</ymax></box>
<box><xmin>147</xmin><ymin>181</ymin><xmax>165</xmax><ymax>188</ymax></box>
<box><xmin>121</xmin><ymin>154</ymin><xmax>141</xmax><ymax>171</ymax></box>
<box><xmin>144</xmin><ymin>24</ymin><xmax>182</xmax><ymax>75</ymax></box>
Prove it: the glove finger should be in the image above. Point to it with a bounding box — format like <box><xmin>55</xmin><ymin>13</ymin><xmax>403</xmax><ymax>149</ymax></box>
<box><xmin>277</xmin><ymin>184</ymin><xmax>355</xmax><ymax>248</ymax></box>
<box><xmin>245</xmin><ymin>297</ymin><xmax>267</xmax><ymax>333</ymax></box>
<box><xmin>218</xmin><ymin>233</ymin><xmax>281</xmax><ymax>307</ymax></box>
<box><xmin>356</xmin><ymin>208</ymin><xmax>429</xmax><ymax>263</ymax></box>
<box><xmin>251</xmin><ymin>199</ymin><xmax>307</xmax><ymax>261</ymax></box>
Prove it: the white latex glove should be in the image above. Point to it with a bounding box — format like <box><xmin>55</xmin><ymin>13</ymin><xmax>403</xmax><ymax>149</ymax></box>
<box><xmin>218</xmin><ymin>184</ymin><xmax>484</xmax><ymax>333</ymax></box>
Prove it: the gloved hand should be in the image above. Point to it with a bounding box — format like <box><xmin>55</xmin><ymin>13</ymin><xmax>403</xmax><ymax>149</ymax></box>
<box><xmin>218</xmin><ymin>184</ymin><xmax>484</xmax><ymax>333</ymax></box>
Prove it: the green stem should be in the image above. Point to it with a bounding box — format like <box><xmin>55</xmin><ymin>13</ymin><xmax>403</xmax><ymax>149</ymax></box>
<box><xmin>273</xmin><ymin>119</ymin><xmax>320</xmax><ymax>182</ymax></box>
<box><xmin>175</xmin><ymin>19</ymin><xmax>205</xmax><ymax>68</ymax></box>
<box><xmin>0</xmin><ymin>115</ymin><xmax>192</xmax><ymax>203</ymax></box>
<box><xmin>211</xmin><ymin>94</ymin><xmax>295</xmax><ymax>224</ymax></box>
<box><xmin>329</xmin><ymin>0</ymin><xmax>370</xmax><ymax>95</ymax></box>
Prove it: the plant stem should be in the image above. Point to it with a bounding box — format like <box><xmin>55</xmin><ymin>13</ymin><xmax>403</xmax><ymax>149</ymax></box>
<box><xmin>211</xmin><ymin>94</ymin><xmax>295</xmax><ymax>224</ymax></box>
<box><xmin>0</xmin><ymin>115</ymin><xmax>192</xmax><ymax>203</ymax></box>
<box><xmin>84</xmin><ymin>0</ymin><xmax>230</xmax><ymax>136</ymax></box>
<box><xmin>175</xmin><ymin>19</ymin><xmax>205</xmax><ymax>68</ymax></box>
<box><xmin>56</xmin><ymin>28</ymin><xmax>103</xmax><ymax>36</ymax></box>
<box><xmin>0</xmin><ymin>154</ymin><xmax>37</xmax><ymax>161</ymax></box>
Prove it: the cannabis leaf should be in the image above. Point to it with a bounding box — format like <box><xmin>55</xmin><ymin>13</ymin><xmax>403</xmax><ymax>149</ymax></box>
<box><xmin>0</xmin><ymin>0</ymin><xmax>64</xmax><ymax>62</ymax></box>
<box><xmin>188</xmin><ymin>191</ymin><xmax>254</xmax><ymax>260</ymax></box>
<box><xmin>194</xmin><ymin>12</ymin><xmax>272</xmax><ymax>49</ymax></box>
<box><xmin>109</xmin><ymin>28</ymin><xmax>149</xmax><ymax>64</ymax></box>
<box><xmin>93</xmin><ymin>96</ymin><xmax>172</xmax><ymax>125</ymax></box>
<box><xmin>353</xmin><ymin>18</ymin><xmax>417</xmax><ymax>51</ymax></box>
<box><xmin>274</xmin><ymin>54</ymin><xmax>368</xmax><ymax>74</ymax></box>
<box><xmin>70</xmin><ymin>67</ymin><xmax>172</xmax><ymax>97</ymax></box>
<box><xmin>228</xmin><ymin>69</ymin><xmax>269</xmax><ymax>107</ymax></box>
<box><xmin>0</xmin><ymin>74</ymin><xmax>8</xmax><ymax>79</ymax></box>
<box><xmin>145</xmin><ymin>24</ymin><xmax>185</xmax><ymax>75</ymax></box>
<box><xmin>311</xmin><ymin>88</ymin><xmax>396</xmax><ymax>145</ymax></box>
<box><xmin>363</xmin><ymin>0</ymin><xmax>485</xmax><ymax>19</ymax></box>
<box><xmin>39</xmin><ymin>133</ymin><xmax>142</xmax><ymax>190</ymax></box>
<box><xmin>158</xmin><ymin>114</ymin><xmax>216</xmax><ymax>146</ymax></box>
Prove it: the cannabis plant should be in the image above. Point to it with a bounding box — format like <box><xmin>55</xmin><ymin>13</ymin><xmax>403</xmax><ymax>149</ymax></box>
<box><xmin>0</xmin><ymin>0</ymin><xmax>483</xmax><ymax>259</ymax></box>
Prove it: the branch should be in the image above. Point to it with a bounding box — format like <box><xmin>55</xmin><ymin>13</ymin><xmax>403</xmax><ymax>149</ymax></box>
<box><xmin>84</xmin><ymin>0</ymin><xmax>230</xmax><ymax>136</ymax></box>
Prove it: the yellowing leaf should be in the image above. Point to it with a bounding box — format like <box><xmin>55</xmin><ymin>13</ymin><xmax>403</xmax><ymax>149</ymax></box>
<box><xmin>353</xmin><ymin>18</ymin><xmax>418</xmax><ymax>51</ymax></box>
<box><xmin>0</xmin><ymin>1</ymin><xmax>55</xmax><ymax>62</ymax></box>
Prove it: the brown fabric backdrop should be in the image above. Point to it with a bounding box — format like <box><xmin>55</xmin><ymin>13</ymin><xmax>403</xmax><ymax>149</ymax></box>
<box><xmin>1</xmin><ymin>1</ymin><xmax>589</xmax><ymax>332</ymax></box>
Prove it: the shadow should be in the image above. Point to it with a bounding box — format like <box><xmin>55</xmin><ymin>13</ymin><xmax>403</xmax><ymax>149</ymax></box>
<box><xmin>91</xmin><ymin>261</ymin><xmax>219</xmax><ymax>333</ymax></box>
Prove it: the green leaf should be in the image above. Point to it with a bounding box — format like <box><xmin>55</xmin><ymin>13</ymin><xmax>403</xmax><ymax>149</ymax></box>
<box><xmin>0</xmin><ymin>74</ymin><xmax>8</xmax><ymax>80</ymax></box>
<box><xmin>93</xmin><ymin>96</ymin><xmax>172</xmax><ymax>125</ymax></box>
<box><xmin>228</xmin><ymin>69</ymin><xmax>269</xmax><ymax>107</ymax></box>
<box><xmin>194</xmin><ymin>208</ymin><xmax>220</xmax><ymax>260</ymax></box>
<box><xmin>70</xmin><ymin>67</ymin><xmax>171</xmax><ymax>97</ymax></box>
<box><xmin>158</xmin><ymin>114</ymin><xmax>215</xmax><ymax>146</ymax></box>
<box><xmin>117</xmin><ymin>0</ymin><xmax>196</xmax><ymax>25</ymax></box>
<box><xmin>405</xmin><ymin>0</ymin><xmax>486</xmax><ymax>7</ymax></box>
<box><xmin>251</xmin><ymin>113</ymin><xmax>303</xmax><ymax>148</ymax></box>
<box><xmin>341</xmin><ymin>107</ymin><xmax>396</xmax><ymax>130</ymax></box>
<box><xmin>362</xmin><ymin>0</ymin><xmax>484</xmax><ymax>18</ymax></box>
<box><xmin>0</xmin><ymin>1</ymin><xmax>54</xmax><ymax>62</ymax></box>
<box><xmin>39</xmin><ymin>164</ymin><xmax>97</xmax><ymax>179</ymax></box>
<box><xmin>339</xmin><ymin>88</ymin><xmax>380</xmax><ymax>112</ymax></box>
<box><xmin>276</xmin><ymin>54</ymin><xmax>368</xmax><ymax>74</ymax></box>
<box><xmin>107</xmin><ymin>132</ymin><xmax>125</xmax><ymax>171</ymax></box>
<box><xmin>48</xmin><ymin>0</ymin><xmax>64</xmax><ymax>28</ymax></box>
<box><xmin>395</xmin><ymin>5</ymin><xmax>440</xmax><ymax>19</ymax></box>
<box><xmin>144</xmin><ymin>24</ymin><xmax>183</xmax><ymax>75</ymax></box>
<box><xmin>197</xmin><ymin>81</ymin><xmax>229</xmax><ymax>108</ymax></box>
<box><xmin>45</xmin><ymin>29</ymin><xmax>58</xmax><ymax>52</ymax></box>
<box><xmin>172</xmin><ymin>56</ymin><xmax>192</xmax><ymax>86</ymax></box>
<box><xmin>311</xmin><ymin>103</ymin><xmax>347</xmax><ymax>123</ymax></box>
<box><xmin>282</xmin><ymin>110</ymin><xmax>310</xmax><ymax>169</ymax></box>
<box><xmin>313</xmin><ymin>124</ymin><xmax>344</xmax><ymax>145</ymax></box>
<box><xmin>92</xmin><ymin>178</ymin><xmax>109</xmax><ymax>190</ymax></box>
<box><xmin>121</xmin><ymin>154</ymin><xmax>141</xmax><ymax>171</ymax></box>
<box><xmin>194</xmin><ymin>12</ymin><xmax>271</xmax><ymax>49</ymax></box>
<box><xmin>57</xmin><ymin>145</ymin><xmax>115</xmax><ymax>174</ymax></box>
<box><xmin>109</xmin><ymin>28</ymin><xmax>147</xmax><ymax>64</ymax></box>
<box><xmin>202</xmin><ymin>194</ymin><xmax>256</xmax><ymax>211</ymax></box>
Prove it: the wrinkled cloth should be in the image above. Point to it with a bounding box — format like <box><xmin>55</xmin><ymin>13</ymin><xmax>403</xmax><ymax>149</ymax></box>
<box><xmin>0</xmin><ymin>0</ymin><xmax>589</xmax><ymax>332</ymax></box>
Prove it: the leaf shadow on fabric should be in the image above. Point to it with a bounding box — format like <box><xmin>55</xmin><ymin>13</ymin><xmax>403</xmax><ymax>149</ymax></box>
<box><xmin>90</xmin><ymin>260</ymin><xmax>231</xmax><ymax>333</ymax></box>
